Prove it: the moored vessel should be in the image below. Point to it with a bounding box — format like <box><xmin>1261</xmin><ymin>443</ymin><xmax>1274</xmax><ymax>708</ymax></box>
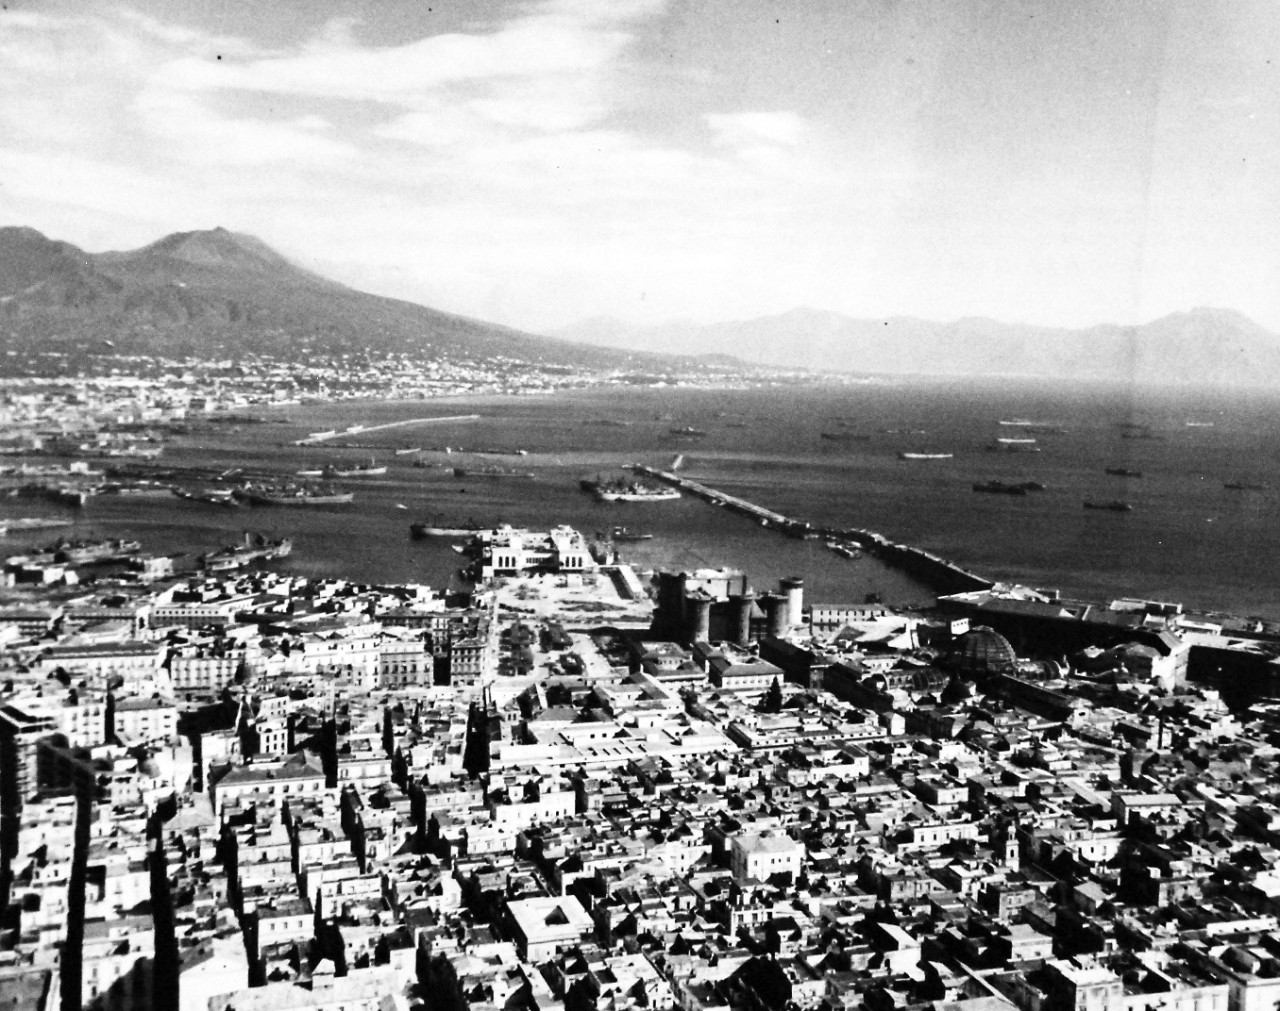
<box><xmin>200</xmin><ymin>533</ymin><xmax>293</xmax><ymax>571</ymax></box>
<box><xmin>235</xmin><ymin>484</ymin><xmax>354</xmax><ymax>506</ymax></box>
<box><xmin>580</xmin><ymin>476</ymin><xmax>680</xmax><ymax>502</ymax></box>
<box><xmin>327</xmin><ymin>461</ymin><xmax>387</xmax><ymax>477</ymax></box>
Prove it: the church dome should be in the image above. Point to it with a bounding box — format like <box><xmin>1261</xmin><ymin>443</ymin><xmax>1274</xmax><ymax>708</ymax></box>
<box><xmin>948</xmin><ymin>625</ymin><xmax>1017</xmax><ymax>678</ymax></box>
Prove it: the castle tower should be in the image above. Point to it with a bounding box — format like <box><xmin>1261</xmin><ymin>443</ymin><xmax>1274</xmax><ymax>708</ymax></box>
<box><xmin>762</xmin><ymin>593</ymin><xmax>789</xmax><ymax>638</ymax></box>
<box><xmin>730</xmin><ymin>591</ymin><xmax>756</xmax><ymax>647</ymax></box>
<box><xmin>779</xmin><ymin>577</ymin><xmax>804</xmax><ymax>627</ymax></box>
<box><xmin>685</xmin><ymin>590</ymin><xmax>713</xmax><ymax>644</ymax></box>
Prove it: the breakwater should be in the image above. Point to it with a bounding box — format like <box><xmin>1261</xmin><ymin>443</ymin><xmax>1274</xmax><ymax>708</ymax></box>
<box><xmin>295</xmin><ymin>413</ymin><xmax>481</xmax><ymax>445</ymax></box>
<box><xmin>632</xmin><ymin>465</ymin><xmax>993</xmax><ymax>597</ymax></box>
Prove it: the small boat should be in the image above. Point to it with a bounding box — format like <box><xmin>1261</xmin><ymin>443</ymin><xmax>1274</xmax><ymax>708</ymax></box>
<box><xmin>899</xmin><ymin>452</ymin><xmax>953</xmax><ymax>460</ymax></box>
<box><xmin>1084</xmin><ymin>500</ymin><xmax>1133</xmax><ymax>512</ymax></box>
<box><xmin>611</xmin><ymin>526</ymin><xmax>654</xmax><ymax>541</ymax></box>
<box><xmin>1105</xmin><ymin>468</ymin><xmax>1142</xmax><ymax>478</ymax></box>
<box><xmin>826</xmin><ymin>540</ymin><xmax>861</xmax><ymax>558</ymax></box>
<box><xmin>395</xmin><ymin>447</ymin><xmax>421</xmax><ymax>455</ymax></box>
<box><xmin>1185</xmin><ymin>421</ymin><xmax>1215</xmax><ymax>428</ymax></box>
<box><xmin>1224</xmin><ymin>481</ymin><xmax>1268</xmax><ymax>491</ymax></box>
<box><xmin>670</xmin><ymin>427</ymin><xmax>708</xmax><ymax>438</ymax></box>
<box><xmin>296</xmin><ymin>468</ymin><xmax>325</xmax><ymax>477</ymax></box>
<box><xmin>395</xmin><ymin>503</ymin><xmax>408</xmax><ymax>510</ymax></box>
<box><xmin>327</xmin><ymin>461</ymin><xmax>387</xmax><ymax>477</ymax></box>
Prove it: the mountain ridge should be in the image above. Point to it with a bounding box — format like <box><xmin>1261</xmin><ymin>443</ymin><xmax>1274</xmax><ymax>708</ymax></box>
<box><xmin>0</xmin><ymin>225</ymin><xmax>681</xmax><ymax>370</ymax></box>
<box><xmin>550</xmin><ymin>305</ymin><xmax>1280</xmax><ymax>385</ymax></box>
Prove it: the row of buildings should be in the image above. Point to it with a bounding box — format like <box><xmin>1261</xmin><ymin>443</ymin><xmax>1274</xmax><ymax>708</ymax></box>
<box><xmin>2</xmin><ymin>527</ymin><xmax>1280</xmax><ymax>1011</ymax></box>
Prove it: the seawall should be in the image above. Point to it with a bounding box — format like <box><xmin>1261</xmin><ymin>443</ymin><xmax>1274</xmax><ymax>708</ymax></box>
<box><xmin>632</xmin><ymin>465</ymin><xmax>993</xmax><ymax>597</ymax></box>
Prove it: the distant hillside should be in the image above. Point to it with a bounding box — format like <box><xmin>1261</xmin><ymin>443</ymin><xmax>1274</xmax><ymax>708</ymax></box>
<box><xmin>552</xmin><ymin>306</ymin><xmax>1280</xmax><ymax>385</ymax></box>
<box><xmin>0</xmin><ymin>226</ymin><xmax>673</xmax><ymax>370</ymax></box>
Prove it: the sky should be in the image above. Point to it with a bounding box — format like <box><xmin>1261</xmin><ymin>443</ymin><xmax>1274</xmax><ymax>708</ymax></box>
<box><xmin>1</xmin><ymin>0</ymin><xmax>1278</xmax><ymax>334</ymax></box>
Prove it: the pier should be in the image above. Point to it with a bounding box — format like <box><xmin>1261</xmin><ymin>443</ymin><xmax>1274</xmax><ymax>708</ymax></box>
<box><xmin>294</xmin><ymin>413</ymin><xmax>481</xmax><ymax>445</ymax></box>
<box><xmin>632</xmin><ymin>464</ymin><xmax>993</xmax><ymax>596</ymax></box>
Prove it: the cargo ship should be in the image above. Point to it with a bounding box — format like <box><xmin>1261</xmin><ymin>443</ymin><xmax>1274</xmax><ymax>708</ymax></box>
<box><xmin>48</xmin><ymin>538</ymin><xmax>143</xmax><ymax>564</ymax></box>
<box><xmin>234</xmin><ymin>484</ymin><xmax>354</xmax><ymax>506</ymax></box>
<box><xmin>899</xmin><ymin>452</ymin><xmax>953</xmax><ymax>460</ymax></box>
<box><xmin>1084</xmin><ymin>500</ymin><xmax>1133</xmax><ymax>512</ymax></box>
<box><xmin>580</xmin><ymin>476</ymin><xmax>680</xmax><ymax>502</ymax></box>
<box><xmin>200</xmin><ymin>534</ymin><xmax>293</xmax><ymax>571</ymax></box>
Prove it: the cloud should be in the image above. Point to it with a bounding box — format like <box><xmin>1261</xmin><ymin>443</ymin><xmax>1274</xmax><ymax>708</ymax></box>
<box><xmin>150</xmin><ymin>1</ymin><xmax>660</xmax><ymax>109</ymax></box>
<box><xmin>131</xmin><ymin>90</ymin><xmax>356</xmax><ymax>167</ymax></box>
<box><xmin>707</xmin><ymin>111</ymin><xmax>806</xmax><ymax>148</ymax></box>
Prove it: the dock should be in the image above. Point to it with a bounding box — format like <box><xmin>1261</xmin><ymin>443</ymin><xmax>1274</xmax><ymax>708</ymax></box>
<box><xmin>294</xmin><ymin>414</ymin><xmax>481</xmax><ymax>445</ymax></box>
<box><xmin>632</xmin><ymin>464</ymin><xmax>993</xmax><ymax>596</ymax></box>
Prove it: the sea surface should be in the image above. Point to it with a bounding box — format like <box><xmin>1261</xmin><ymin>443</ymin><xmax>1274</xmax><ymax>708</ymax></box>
<box><xmin>6</xmin><ymin>377</ymin><xmax>1280</xmax><ymax>619</ymax></box>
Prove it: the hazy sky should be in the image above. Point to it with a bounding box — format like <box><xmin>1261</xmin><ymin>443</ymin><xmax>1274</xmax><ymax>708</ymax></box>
<box><xmin>2</xmin><ymin>0</ymin><xmax>1278</xmax><ymax>333</ymax></box>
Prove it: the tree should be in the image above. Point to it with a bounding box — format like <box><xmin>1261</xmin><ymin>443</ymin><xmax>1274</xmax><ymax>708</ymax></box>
<box><xmin>761</xmin><ymin>677</ymin><xmax>783</xmax><ymax>714</ymax></box>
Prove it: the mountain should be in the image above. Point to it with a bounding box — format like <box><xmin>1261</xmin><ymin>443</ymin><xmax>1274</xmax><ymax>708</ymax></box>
<box><xmin>0</xmin><ymin>226</ymin><xmax>671</xmax><ymax>370</ymax></box>
<box><xmin>550</xmin><ymin>306</ymin><xmax>1280</xmax><ymax>385</ymax></box>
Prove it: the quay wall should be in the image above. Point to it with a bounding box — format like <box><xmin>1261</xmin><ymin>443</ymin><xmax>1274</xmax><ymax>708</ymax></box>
<box><xmin>632</xmin><ymin>466</ymin><xmax>992</xmax><ymax>597</ymax></box>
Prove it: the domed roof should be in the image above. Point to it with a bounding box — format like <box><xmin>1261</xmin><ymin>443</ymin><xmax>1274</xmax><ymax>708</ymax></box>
<box><xmin>948</xmin><ymin>625</ymin><xmax>1017</xmax><ymax>677</ymax></box>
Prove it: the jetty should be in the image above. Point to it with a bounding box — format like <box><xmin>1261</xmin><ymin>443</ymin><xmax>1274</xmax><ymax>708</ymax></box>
<box><xmin>632</xmin><ymin>464</ymin><xmax>992</xmax><ymax>596</ymax></box>
<box><xmin>294</xmin><ymin>414</ymin><xmax>481</xmax><ymax>445</ymax></box>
